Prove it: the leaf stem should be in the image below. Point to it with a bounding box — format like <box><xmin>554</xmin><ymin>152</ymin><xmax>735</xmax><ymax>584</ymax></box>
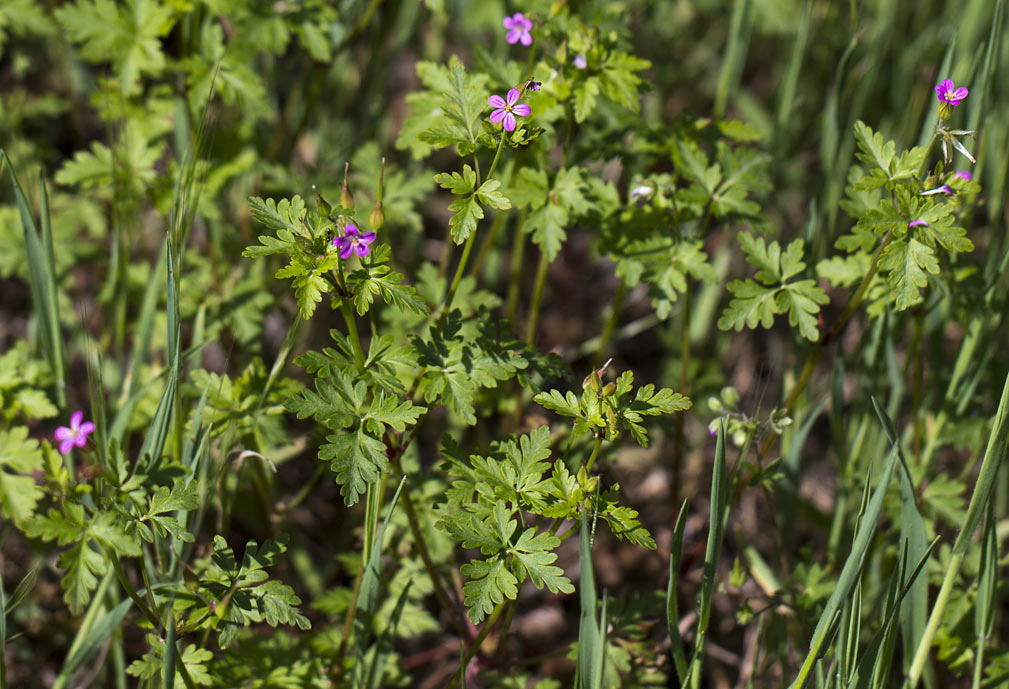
<box><xmin>524</xmin><ymin>251</ymin><xmax>550</xmax><ymax>345</ymax></box>
<box><xmin>448</xmin><ymin>600</ymin><xmax>506</xmax><ymax>689</ymax></box>
<box><xmin>759</xmin><ymin>227</ymin><xmax>895</xmax><ymax>458</ymax></box>
<box><xmin>339</xmin><ymin>300</ymin><xmax>367</xmax><ymax>370</ymax></box>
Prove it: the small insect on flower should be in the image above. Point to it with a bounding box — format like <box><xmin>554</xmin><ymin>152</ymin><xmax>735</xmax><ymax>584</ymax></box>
<box><xmin>935</xmin><ymin>78</ymin><xmax>969</xmax><ymax>106</ymax></box>
<box><xmin>503</xmin><ymin>12</ymin><xmax>533</xmax><ymax>46</ymax></box>
<box><xmin>488</xmin><ymin>89</ymin><xmax>531</xmax><ymax>132</ymax></box>
<box><xmin>55</xmin><ymin>411</ymin><xmax>95</xmax><ymax>454</ymax></box>
<box><xmin>333</xmin><ymin>224</ymin><xmax>376</xmax><ymax>259</ymax></box>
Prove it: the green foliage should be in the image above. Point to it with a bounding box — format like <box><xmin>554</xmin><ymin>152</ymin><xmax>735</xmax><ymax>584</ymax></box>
<box><xmin>719</xmin><ymin>233</ymin><xmax>829</xmax><ymax>341</ymax></box>
<box><xmin>511</xmin><ymin>167</ymin><xmax>590</xmax><ymax>259</ymax></box>
<box><xmin>0</xmin><ymin>426</ymin><xmax>46</xmax><ymax>526</ymax></box>
<box><xmin>184</xmin><ymin>535</ymin><xmax>311</xmax><ymax>648</ymax></box>
<box><xmin>0</xmin><ymin>341</ymin><xmax>57</xmax><ymax>421</ymax></box>
<box><xmin>287</xmin><ymin>368</ymin><xmax>425</xmax><ymax>505</ymax></box>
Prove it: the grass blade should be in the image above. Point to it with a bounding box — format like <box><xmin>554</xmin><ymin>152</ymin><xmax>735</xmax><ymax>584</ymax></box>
<box><xmin>789</xmin><ymin>443</ymin><xmax>899</xmax><ymax>689</ymax></box>
<box><xmin>578</xmin><ymin>510</ymin><xmax>603</xmax><ymax>689</ymax></box>
<box><xmin>713</xmin><ymin>0</ymin><xmax>753</xmax><ymax>120</ymax></box>
<box><xmin>666</xmin><ymin>499</ymin><xmax>690</xmax><ymax>684</ymax></box>
<box><xmin>1</xmin><ymin>151</ymin><xmax>66</xmax><ymax>409</ymax></box>
<box><xmin>687</xmin><ymin>420</ymin><xmax>727</xmax><ymax>689</ymax></box>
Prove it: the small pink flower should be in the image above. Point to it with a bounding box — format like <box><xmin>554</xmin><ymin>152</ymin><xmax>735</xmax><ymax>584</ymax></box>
<box><xmin>920</xmin><ymin>185</ymin><xmax>953</xmax><ymax>196</ymax></box>
<box><xmin>503</xmin><ymin>12</ymin><xmax>532</xmax><ymax>46</ymax></box>
<box><xmin>955</xmin><ymin>170</ymin><xmax>972</xmax><ymax>181</ymax></box>
<box><xmin>573</xmin><ymin>54</ymin><xmax>588</xmax><ymax>69</ymax></box>
<box><xmin>935</xmin><ymin>78</ymin><xmax>968</xmax><ymax>106</ymax></box>
<box><xmin>488</xmin><ymin>89</ymin><xmax>531</xmax><ymax>132</ymax></box>
<box><xmin>333</xmin><ymin>224</ymin><xmax>376</xmax><ymax>259</ymax></box>
<box><xmin>55</xmin><ymin>411</ymin><xmax>95</xmax><ymax>454</ymax></box>
<box><xmin>908</xmin><ymin>219</ymin><xmax>928</xmax><ymax>228</ymax></box>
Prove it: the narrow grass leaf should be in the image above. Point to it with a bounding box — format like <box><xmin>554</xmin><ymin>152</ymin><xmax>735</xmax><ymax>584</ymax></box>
<box><xmin>667</xmin><ymin>499</ymin><xmax>690</xmax><ymax>684</ymax></box>
<box><xmin>578</xmin><ymin>511</ymin><xmax>602</xmax><ymax>689</ymax></box>
<box><xmin>163</xmin><ymin>615</ymin><xmax>177</xmax><ymax>689</ymax></box>
<box><xmin>789</xmin><ymin>445</ymin><xmax>899</xmax><ymax>689</ymax></box>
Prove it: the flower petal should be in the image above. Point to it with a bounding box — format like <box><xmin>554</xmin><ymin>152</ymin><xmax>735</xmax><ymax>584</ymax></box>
<box><xmin>359</xmin><ymin>232</ymin><xmax>376</xmax><ymax>244</ymax></box>
<box><xmin>506</xmin><ymin>88</ymin><xmax>521</xmax><ymax>105</ymax></box>
<box><xmin>79</xmin><ymin>421</ymin><xmax>95</xmax><ymax>435</ymax></box>
<box><xmin>59</xmin><ymin>439</ymin><xmax>75</xmax><ymax>455</ymax></box>
<box><xmin>955</xmin><ymin>170</ymin><xmax>972</xmax><ymax>181</ymax></box>
<box><xmin>333</xmin><ymin>236</ymin><xmax>349</xmax><ymax>248</ymax></box>
<box><xmin>506</xmin><ymin>29</ymin><xmax>520</xmax><ymax>44</ymax></box>
<box><xmin>503</xmin><ymin>16</ymin><xmax>515</xmax><ymax>29</ymax></box>
<box><xmin>520</xmin><ymin>17</ymin><xmax>532</xmax><ymax>31</ymax></box>
<box><xmin>512</xmin><ymin>104</ymin><xmax>531</xmax><ymax>117</ymax></box>
<box><xmin>345</xmin><ymin>225</ymin><xmax>360</xmax><ymax>237</ymax></box>
<box><xmin>70</xmin><ymin>410</ymin><xmax>83</xmax><ymax>429</ymax></box>
<box><xmin>936</xmin><ymin>78</ymin><xmax>954</xmax><ymax>95</ymax></box>
<box><xmin>339</xmin><ymin>244</ymin><xmax>354</xmax><ymax>259</ymax></box>
<box><xmin>488</xmin><ymin>94</ymin><xmax>506</xmax><ymax>108</ymax></box>
<box><xmin>490</xmin><ymin>108</ymin><xmax>507</xmax><ymax>124</ymax></box>
<box><xmin>502</xmin><ymin>112</ymin><xmax>517</xmax><ymax>131</ymax></box>
<box><xmin>354</xmin><ymin>243</ymin><xmax>369</xmax><ymax>257</ymax></box>
<box><xmin>55</xmin><ymin>426</ymin><xmax>73</xmax><ymax>442</ymax></box>
<box><xmin>74</xmin><ymin>434</ymin><xmax>88</xmax><ymax>448</ymax></box>
<box><xmin>520</xmin><ymin>31</ymin><xmax>532</xmax><ymax>46</ymax></box>
<box><xmin>952</xmin><ymin>87</ymin><xmax>968</xmax><ymax>101</ymax></box>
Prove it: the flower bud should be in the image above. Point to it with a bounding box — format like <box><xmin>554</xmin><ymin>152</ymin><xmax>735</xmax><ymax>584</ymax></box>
<box><xmin>369</xmin><ymin>200</ymin><xmax>385</xmax><ymax>231</ymax></box>
<box><xmin>583</xmin><ymin>369</ymin><xmax>601</xmax><ymax>392</ymax></box>
<box><xmin>601</xmin><ymin>382</ymin><xmax>616</xmax><ymax>396</ymax></box>
<box><xmin>937</xmin><ymin>101</ymin><xmax>953</xmax><ymax>121</ymax></box>
<box><xmin>313</xmin><ymin>185</ymin><xmax>332</xmax><ymax>217</ymax></box>
<box><xmin>341</xmin><ymin>162</ymin><xmax>355</xmax><ymax>211</ymax></box>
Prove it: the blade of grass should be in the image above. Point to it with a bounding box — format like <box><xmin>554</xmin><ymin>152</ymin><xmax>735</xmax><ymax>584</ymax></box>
<box><xmin>972</xmin><ymin>506</ymin><xmax>997</xmax><ymax>689</ymax></box>
<box><xmin>789</xmin><ymin>443</ymin><xmax>899</xmax><ymax>689</ymax></box>
<box><xmin>687</xmin><ymin>420</ymin><xmax>727</xmax><ymax>689</ymax></box>
<box><xmin>905</xmin><ymin>371</ymin><xmax>1009</xmax><ymax>689</ymax></box>
<box><xmin>362</xmin><ymin>580</ymin><xmax>414</xmax><ymax>689</ymax></box>
<box><xmin>713</xmin><ymin>0</ymin><xmax>753</xmax><ymax>120</ymax></box>
<box><xmin>55</xmin><ymin>597</ymin><xmax>131</xmax><ymax>689</ymax></box>
<box><xmin>667</xmin><ymin>499</ymin><xmax>690</xmax><ymax>684</ymax></box>
<box><xmin>1</xmin><ymin>151</ymin><xmax>66</xmax><ymax>409</ymax></box>
<box><xmin>578</xmin><ymin>510</ymin><xmax>604</xmax><ymax>689</ymax></box>
<box><xmin>774</xmin><ymin>0</ymin><xmax>813</xmax><ymax>157</ymax></box>
<box><xmin>163</xmin><ymin>613</ymin><xmax>177</xmax><ymax>689</ymax></box>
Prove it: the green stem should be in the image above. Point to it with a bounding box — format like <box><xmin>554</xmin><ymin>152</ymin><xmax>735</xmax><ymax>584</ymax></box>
<box><xmin>582</xmin><ymin>436</ymin><xmax>604</xmax><ymax>473</ymax></box>
<box><xmin>442</xmin><ymin>231</ymin><xmax>478</xmax><ymax>315</ymax></box>
<box><xmin>672</xmin><ymin>278</ymin><xmax>692</xmax><ymax>506</ymax></box>
<box><xmin>339</xmin><ymin>300</ymin><xmax>366</xmax><ymax>370</ymax></box>
<box><xmin>109</xmin><ymin>554</ymin><xmax>196</xmax><ymax>689</ymax></box>
<box><xmin>903</xmin><ymin>552</ymin><xmax>964</xmax><ymax>689</ymax></box>
<box><xmin>448</xmin><ymin>600</ymin><xmax>506</xmax><ymax>689</ymax></box>
<box><xmin>524</xmin><ymin>251</ymin><xmax>550</xmax><ymax>345</ymax></box>
<box><xmin>916</xmin><ymin>129</ymin><xmax>941</xmax><ymax>180</ymax></box>
<box><xmin>590</xmin><ymin>280</ymin><xmax>626</xmax><ymax>369</ymax></box>
<box><xmin>505</xmin><ymin>210</ymin><xmax>528</xmax><ymax>324</ymax></box>
<box><xmin>759</xmin><ymin>227</ymin><xmax>896</xmax><ymax>458</ymax></box>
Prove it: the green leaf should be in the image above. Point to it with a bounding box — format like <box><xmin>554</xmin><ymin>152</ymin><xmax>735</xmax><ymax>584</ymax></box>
<box><xmin>0</xmin><ymin>426</ymin><xmax>45</xmax><ymax>525</ymax></box>
<box><xmin>434</xmin><ymin>165</ymin><xmax>476</xmax><ymax>195</ymax></box>
<box><xmin>476</xmin><ymin>179</ymin><xmax>511</xmax><ymax>210</ymax></box>
<box><xmin>320</xmin><ymin>429</ymin><xmax>390</xmax><ymax>507</ymax></box>
<box><xmin>349</xmin><ymin>244</ymin><xmax>429</xmax><ymax>316</ymax></box>
<box><xmin>879</xmin><ymin>237</ymin><xmax>937</xmax><ymax>311</ymax></box>
<box><xmin>446</xmin><ymin>194</ymin><xmax>483</xmax><ymax>244</ymax></box>
<box><xmin>56</xmin><ymin>0</ymin><xmax>176</xmax><ymax>95</ymax></box>
<box><xmin>511</xmin><ymin>529</ymin><xmax>573</xmax><ymax>594</ymax></box>
<box><xmin>141</xmin><ymin>481</ymin><xmax>198</xmax><ymax>543</ymax></box>
<box><xmin>853</xmin><ymin>120</ymin><xmax>895</xmax><ymax>180</ymax></box>
<box><xmin>460</xmin><ymin>557</ymin><xmax>516</xmax><ymax>624</ymax></box>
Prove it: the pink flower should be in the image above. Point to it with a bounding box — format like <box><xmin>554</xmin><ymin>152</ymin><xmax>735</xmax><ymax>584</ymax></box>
<box><xmin>908</xmin><ymin>219</ymin><xmax>928</xmax><ymax>228</ymax></box>
<box><xmin>333</xmin><ymin>224</ymin><xmax>376</xmax><ymax>259</ymax></box>
<box><xmin>503</xmin><ymin>12</ymin><xmax>532</xmax><ymax>46</ymax></box>
<box><xmin>955</xmin><ymin>170</ymin><xmax>972</xmax><ymax>181</ymax></box>
<box><xmin>488</xmin><ymin>89</ymin><xmax>531</xmax><ymax>132</ymax></box>
<box><xmin>573</xmin><ymin>54</ymin><xmax>588</xmax><ymax>69</ymax></box>
<box><xmin>55</xmin><ymin>411</ymin><xmax>94</xmax><ymax>454</ymax></box>
<box><xmin>935</xmin><ymin>79</ymin><xmax>968</xmax><ymax>106</ymax></box>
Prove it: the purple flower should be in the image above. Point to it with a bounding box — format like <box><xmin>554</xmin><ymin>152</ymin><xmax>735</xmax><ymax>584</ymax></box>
<box><xmin>488</xmin><ymin>89</ymin><xmax>531</xmax><ymax>132</ymax></box>
<box><xmin>920</xmin><ymin>185</ymin><xmax>953</xmax><ymax>196</ymax></box>
<box><xmin>955</xmin><ymin>170</ymin><xmax>972</xmax><ymax>181</ymax></box>
<box><xmin>503</xmin><ymin>12</ymin><xmax>532</xmax><ymax>46</ymax></box>
<box><xmin>333</xmin><ymin>224</ymin><xmax>376</xmax><ymax>259</ymax></box>
<box><xmin>573</xmin><ymin>54</ymin><xmax>588</xmax><ymax>69</ymax></box>
<box><xmin>935</xmin><ymin>79</ymin><xmax>968</xmax><ymax>106</ymax></box>
<box><xmin>908</xmin><ymin>219</ymin><xmax>928</xmax><ymax>228</ymax></box>
<box><xmin>55</xmin><ymin>411</ymin><xmax>94</xmax><ymax>454</ymax></box>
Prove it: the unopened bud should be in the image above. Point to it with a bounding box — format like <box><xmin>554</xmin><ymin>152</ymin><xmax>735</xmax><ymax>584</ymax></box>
<box><xmin>341</xmin><ymin>162</ymin><xmax>355</xmax><ymax>211</ymax></box>
<box><xmin>583</xmin><ymin>370</ymin><xmax>601</xmax><ymax>392</ymax></box>
<box><xmin>369</xmin><ymin>200</ymin><xmax>384</xmax><ymax>230</ymax></box>
<box><xmin>313</xmin><ymin>185</ymin><xmax>332</xmax><ymax>217</ymax></box>
<box><xmin>937</xmin><ymin>101</ymin><xmax>953</xmax><ymax>121</ymax></box>
<box><xmin>601</xmin><ymin>382</ymin><xmax>616</xmax><ymax>396</ymax></box>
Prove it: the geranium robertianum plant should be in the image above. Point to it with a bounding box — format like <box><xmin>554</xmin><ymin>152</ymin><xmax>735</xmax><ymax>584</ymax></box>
<box><xmin>3</xmin><ymin>1</ymin><xmax>1009</xmax><ymax>688</ymax></box>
